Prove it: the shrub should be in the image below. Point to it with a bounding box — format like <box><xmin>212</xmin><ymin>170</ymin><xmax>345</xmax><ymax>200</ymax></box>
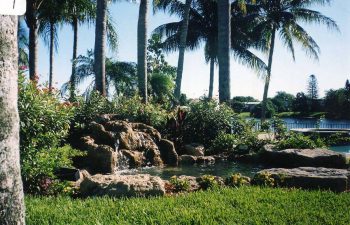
<box><xmin>325</xmin><ymin>133</ymin><xmax>350</xmax><ymax>146</ymax></box>
<box><xmin>275</xmin><ymin>133</ymin><xmax>325</xmax><ymax>150</ymax></box>
<box><xmin>270</xmin><ymin>117</ymin><xmax>287</xmax><ymax>138</ymax></box>
<box><xmin>18</xmin><ymin>76</ymin><xmax>78</xmax><ymax>194</ymax></box>
<box><xmin>169</xmin><ymin>176</ymin><xmax>190</xmax><ymax>193</ymax></box>
<box><xmin>198</xmin><ymin>175</ymin><xmax>222</xmax><ymax>190</ymax></box>
<box><xmin>182</xmin><ymin>100</ymin><xmax>235</xmax><ymax>147</ymax></box>
<box><xmin>235</xmin><ymin>132</ymin><xmax>268</xmax><ymax>155</ymax></box>
<box><xmin>250</xmin><ymin>100</ymin><xmax>276</xmax><ymax>118</ymax></box>
<box><xmin>252</xmin><ymin>172</ymin><xmax>275</xmax><ymax>187</ymax></box>
<box><xmin>208</xmin><ymin>133</ymin><xmax>238</xmax><ymax>155</ymax></box>
<box><xmin>225</xmin><ymin>173</ymin><xmax>251</xmax><ymax>187</ymax></box>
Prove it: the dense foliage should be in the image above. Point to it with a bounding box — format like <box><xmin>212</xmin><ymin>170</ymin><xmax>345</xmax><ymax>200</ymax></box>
<box><xmin>18</xmin><ymin>76</ymin><xmax>79</xmax><ymax>194</ymax></box>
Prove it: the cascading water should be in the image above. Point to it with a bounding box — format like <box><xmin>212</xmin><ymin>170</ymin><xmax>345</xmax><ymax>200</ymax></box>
<box><xmin>114</xmin><ymin>139</ymin><xmax>130</xmax><ymax>172</ymax></box>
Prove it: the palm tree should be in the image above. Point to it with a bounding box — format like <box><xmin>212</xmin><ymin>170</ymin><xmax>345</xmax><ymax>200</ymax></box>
<box><xmin>94</xmin><ymin>0</ymin><xmax>108</xmax><ymax>96</ymax></box>
<box><xmin>0</xmin><ymin>15</ymin><xmax>25</xmax><ymax>224</ymax></box>
<box><xmin>18</xmin><ymin>17</ymin><xmax>29</xmax><ymax>68</ymax></box>
<box><xmin>154</xmin><ymin>0</ymin><xmax>192</xmax><ymax>100</ymax></box>
<box><xmin>138</xmin><ymin>0</ymin><xmax>149</xmax><ymax>103</ymax></box>
<box><xmin>25</xmin><ymin>0</ymin><xmax>42</xmax><ymax>81</ymax></box>
<box><xmin>61</xmin><ymin>50</ymin><xmax>137</xmax><ymax>97</ymax></box>
<box><xmin>62</xmin><ymin>0</ymin><xmax>95</xmax><ymax>101</ymax></box>
<box><xmin>217</xmin><ymin>0</ymin><xmax>231</xmax><ymax>103</ymax></box>
<box><xmin>253</xmin><ymin>0</ymin><xmax>338</xmax><ymax>122</ymax></box>
<box><xmin>38</xmin><ymin>0</ymin><xmax>65</xmax><ymax>91</ymax></box>
<box><xmin>154</xmin><ymin>0</ymin><xmax>266</xmax><ymax>99</ymax></box>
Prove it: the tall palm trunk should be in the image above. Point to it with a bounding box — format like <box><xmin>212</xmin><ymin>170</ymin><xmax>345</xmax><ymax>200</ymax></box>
<box><xmin>174</xmin><ymin>0</ymin><xmax>192</xmax><ymax>100</ymax></box>
<box><xmin>70</xmin><ymin>17</ymin><xmax>78</xmax><ymax>101</ymax></box>
<box><xmin>26</xmin><ymin>1</ymin><xmax>39</xmax><ymax>81</ymax></box>
<box><xmin>217</xmin><ymin>0</ymin><xmax>231</xmax><ymax>103</ymax></box>
<box><xmin>208</xmin><ymin>58</ymin><xmax>215</xmax><ymax>99</ymax></box>
<box><xmin>137</xmin><ymin>0</ymin><xmax>149</xmax><ymax>103</ymax></box>
<box><xmin>49</xmin><ymin>21</ymin><xmax>54</xmax><ymax>92</ymax></box>
<box><xmin>261</xmin><ymin>27</ymin><xmax>276</xmax><ymax>122</ymax></box>
<box><xmin>0</xmin><ymin>15</ymin><xmax>25</xmax><ymax>225</ymax></box>
<box><xmin>94</xmin><ymin>0</ymin><xmax>108</xmax><ymax>96</ymax></box>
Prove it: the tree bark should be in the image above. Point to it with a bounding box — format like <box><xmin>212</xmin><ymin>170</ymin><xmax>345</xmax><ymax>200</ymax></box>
<box><xmin>49</xmin><ymin>21</ymin><xmax>54</xmax><ymax>92</ymax></box>
<box><xmin>0</xmin><ymin>15</ymin><xmax>26</xmax><ymax>225</ymax></box>
<box><xmin>137</xmin><ymin>0</ymin><xmax>149</xmax><ymax>103</ymax></box>
<box><xmin>208</xmin><ymin>58</ymin><xmax>215</xmax><ymax>99</ymax></box>
<box><xmin>174</xmin><ymin>0</ymin><xmax>192</xmax><ymax>100</ymax></box>
<box><xmin>217</xmin><ymin>0</ymin><xmax>231</xmax><ymax>103</ymax></box>
<box><xmin>26</xmin><ymin>0</ymin><xmax>39</xmax><ymax>81</ymax></box>
<box><xmin>70</xmin><ymin>17</ymin><xmax>78</xmax><ymax>101</ymax></box>
<box><xmin>94</xmin><ymin>0</ymin><xmax>107</xmax><ymax>97</ymax></box>
<box><xmin>261</xmin><ymin>27</ymin><xmax>276</xmax><ymax>122</ymax></box>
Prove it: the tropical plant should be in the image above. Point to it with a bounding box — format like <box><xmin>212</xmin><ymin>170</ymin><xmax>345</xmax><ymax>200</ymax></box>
<box><xmin>154</xmin><ymin>0</ymin><xmax>266</xmax><ymax>100</ymax></box>
<box><xmin>62</xmin><ymin>50</ymin><xmax>137</xmax><ymax>98</ymax></box>
<box><xmin>252</xmin><ymin>0</ymin><xmax>339</xmax><ymax>122</ymax></box>
<box><xmin>18</xmin><ymin>17</ymin><xmax>29</xmax><ymax>68</ymax></box>
<box><xmin>38</xmin><ymin>0</ymin><xmax>65</xmax><ymax>91</ymax></box>
<box><xmin>61</xmin><ymin>0</ymin><xmax>96</xmax><ymax>101</ymax></box>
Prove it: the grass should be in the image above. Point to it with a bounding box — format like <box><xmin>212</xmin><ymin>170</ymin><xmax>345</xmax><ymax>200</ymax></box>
<box><xmin>276</xmin><ymin>112</ymin><xmax>326</xmax><ymax>118</ymax></box>
<box><xmin>26</xmin><ymin>186</ymin><xmax>350</xmax><ymax>225</ymax></box>
<box><xmin>238</xmin><ymin>112</ymin><xmax>251</xmax><ymax>118</ymax></box>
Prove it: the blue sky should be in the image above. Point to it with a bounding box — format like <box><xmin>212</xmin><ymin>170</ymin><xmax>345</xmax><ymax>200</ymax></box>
<box><xmin>36</xmin><ymin>0</ymin><xmax>350</xmax><ymax>100</ymax></box>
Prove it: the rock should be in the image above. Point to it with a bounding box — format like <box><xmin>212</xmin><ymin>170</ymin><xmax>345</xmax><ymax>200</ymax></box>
<box><xmin>88</xmin><ymin>145</ymin><xmax>117</xmax><ymax>174</ymax></box>
<box><xmin>197</xmin><ymin>156</ymin><xmax>215</xmax><ymax>164</ymax></box>
<box><xmin>55</xmin><ymin>168</ymin><xmax>81</xmax><ymax>182</ymax></box>
<box><xmin>256</xmin><ymin>167</ymin><xmax>350</xmax><ymax>192</ymax></box>
<box><xmin>79</xmin><ymin>174</ymin><xmax>166</xmax><ymax>197</ymax></box>
<box><xmin>89</xmin><ymin>122</ymin><xmax>115</xmax><ymax>148</ymax></box>
<box><xmin>131</xmin><ymin>123</ymin><xmax>162</xmax><ymax>142</ymax></box>
<box><xmin>158</xmin><ymin>139</ymin><xmax>178</xmax><ymax>166</ymax></box>
<box><xmin>121</xmin><ymin>150</ymin><xmax>144</xmax><ymax>168</ymax></box>
<box><xmin>261</xmin><ymin>145</ymin><xmax>347</xmax><ymax>169</ymax></box>
<box><xmin>144</xmin><ymin>148</ymin><xmax>163</xmax><ymax>166</ymax></box>
<box><xmin>184</xmin><ymin>143</ymin><xmax>205</xmax><ymax>156</ymax></box>
<box><xmin>179</xmin><ymin>155</ymin><xmax>197</xmax><ymax>164</ymax></box>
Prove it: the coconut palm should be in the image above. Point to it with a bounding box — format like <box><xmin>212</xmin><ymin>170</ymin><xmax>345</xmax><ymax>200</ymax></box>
<box><xmin>62</xmin><ymin>0</ymin><xmax>95</xmax><ymax>101</ymax></box>
<box><xmin>25</xmin><ymin>0</ymin><xmax>42</xmax><ymax>81</ymax></box>
<box><xmin>61</xmin><ymin>50</ymin><xmax>137</xmax><ymax>98</ymax></box>
<box><xmin>18</xmin><ymin>17</ymin><xmax>29</xmax><ymax>68</ymax></box>
<box><xmin>137</xmin><ymin>0</ymin><xmax>149</xmax><ymax>103</ymax></box>
<box><xmin>253</xmin><ymin>0</ymin><xmax>339</xmax><ymax>122</ymax></box>
<box><xmin>154</xmin><ymin>0</ymin><xmax>266</xmax><ymax>99</ymax></box>
<box><xmin>38</xmin><ymin>0</ymin><xmax>65</xmax><ymax>91</ymax></box>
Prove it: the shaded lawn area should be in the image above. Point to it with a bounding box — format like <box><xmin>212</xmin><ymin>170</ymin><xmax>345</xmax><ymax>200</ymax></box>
<box><xmin>26</xmin><ymin>187</ymin><xmax>350</xmax><ymax>225</ymax></box>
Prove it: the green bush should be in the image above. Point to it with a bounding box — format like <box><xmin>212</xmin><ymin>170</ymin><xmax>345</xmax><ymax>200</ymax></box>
<box><xmin>250</xmin><ymin>99</ymin><xmax>276</xmax><ymax>118</ymax></box>
<box><xmin>198</xmin><ymin>175</ymin><xmax>222</xmax><ymax>190</ymax></box>
<box><xmin>169</xmin><ymin>176</ymin><xmax>190</xmax><ymax>193</ymax></box>
<box><xmin>208</xmin><ymin>133</ymin><xmax>238</xmax><ymax>155</ymax></box>
<box><xmin>325</xmin><ymin>133</ymin><xmax>350</xmax><ymax>146</ymax></box>
<box><xmin>252</xmin><ymin>172</ymin><xmax>275</xmax><ymax>187</ymax></box>
<box><xmin>275</xmin><ymin>133</ymin><xmax>325</xmax><ymax>150</ymax></box>
<box><xmin>235</xmin><ymin>132</ymin><xmax>268</xmax><ymax>155</ymax></box>
<box><xmin>183</xmin><ymin>100</ymin><xmax>235</xmax><ymax>147</ymax></box>
<box><xmin>18</xmin><ymin>76</ymin><xmax>78</xmax><ymax>194</ymax></box>
<box><xmin>225</xmin><ymin>173</ymin><xmax>251</xmax><ymax>187</ymax></box>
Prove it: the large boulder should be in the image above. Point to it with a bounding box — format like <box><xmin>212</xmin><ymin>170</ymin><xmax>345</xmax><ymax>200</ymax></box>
<box><xmin>261</xmin><ymin>145</ymin><xmax>347</xmax><ymax>169</ymax></box>
<box><xmin>158</xmin><ymin>139</ymin><xmax>179</xmax><ymax>166</ymax></box>
<box><xmin>256</xmin><ymin>167</ymin><xmax>350</xmax><ymax>192</ymax></box>
<box><xmin>79</xmin><ymin>172</ymin><xmax>166</xmax><ymax>197</ymax></box>
<box><xmin>184</xmin><ymin>143</ymin><xmax>205</xmax><ymax>156</ymax></box>
<box><xmin>121</xmin><ymin>150</ymin><xmax>144</xmax><ymax>168</ymax></box>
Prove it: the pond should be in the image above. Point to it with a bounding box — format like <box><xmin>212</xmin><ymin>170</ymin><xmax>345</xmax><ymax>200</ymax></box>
<box><xmin>118</xmin><ymin>161</ymin><xmax>265</xmax><ymax>180</ymax></box>
<box><xmin>329</xmin><ymin>145</ymin><xmax>350</xmax><ymax>154</ymax></box>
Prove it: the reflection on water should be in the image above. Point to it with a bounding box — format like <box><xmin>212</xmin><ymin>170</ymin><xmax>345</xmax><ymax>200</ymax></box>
<box><xmin>329</xmin><ymin>145</ymin><xmax>350</xmax><ymax>154</ymax></box>
<box><xmin>118</xmin><ymin>161</ymin><xmax>265</xmax><ymax>180</ymax></box>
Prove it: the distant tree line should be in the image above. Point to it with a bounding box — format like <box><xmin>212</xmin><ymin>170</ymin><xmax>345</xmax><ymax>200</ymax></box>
<box><xmin>231</xmin><ymin>76</ymin><xmax>350</xmax><ymax>120</ymax></box>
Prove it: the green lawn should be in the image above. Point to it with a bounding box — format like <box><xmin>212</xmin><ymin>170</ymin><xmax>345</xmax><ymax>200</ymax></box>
<box><xmin>26</xmin><ymin>187</ymin><xmax>350</xmax><ymax>225</ymax></box>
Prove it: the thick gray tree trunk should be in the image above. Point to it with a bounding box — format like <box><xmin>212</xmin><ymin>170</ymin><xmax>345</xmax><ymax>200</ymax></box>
<box><xmin>70</xmin><ymin>17</ymin><xmax>78</xmax><ymax>101</ymax></box>
<box><xmin>0</xmin><ymin>15</ymin><xmax>26</xmax><ymax>225</ymax></box>
<box><xmin>208</xmin><ymin>58</ymin><xmax>215</xmax><ymax>99</ymax></box>
<box><xmin>174</xmin><ymin>0</ymin><xmax>192</xmax><ymax>100</ymax></box>
<box><xmin>261</xmin><ymin>27</ymin><xmax>276</xmax><ymax>122</ymax></box>
<box><xmin>137</xmin><ymin>0</ymin><xmax>148</xmax><ymax>103</ymax></box>
<box><xmin>217</xmin><ymin>0</ymin><xmax>231</xmax><ymax>103</ymax></box>
<box><xmin>94</xmin><ymin>0</ymin><xmax>107</xmax><ymax>96</ymax></box>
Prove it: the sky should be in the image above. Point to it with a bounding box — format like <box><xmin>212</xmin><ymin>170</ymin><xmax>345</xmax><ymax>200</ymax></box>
<box><xmin>36</xmin><ymin>0</ymin><xmax>350</xmax><ymax>100</ymax></box>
